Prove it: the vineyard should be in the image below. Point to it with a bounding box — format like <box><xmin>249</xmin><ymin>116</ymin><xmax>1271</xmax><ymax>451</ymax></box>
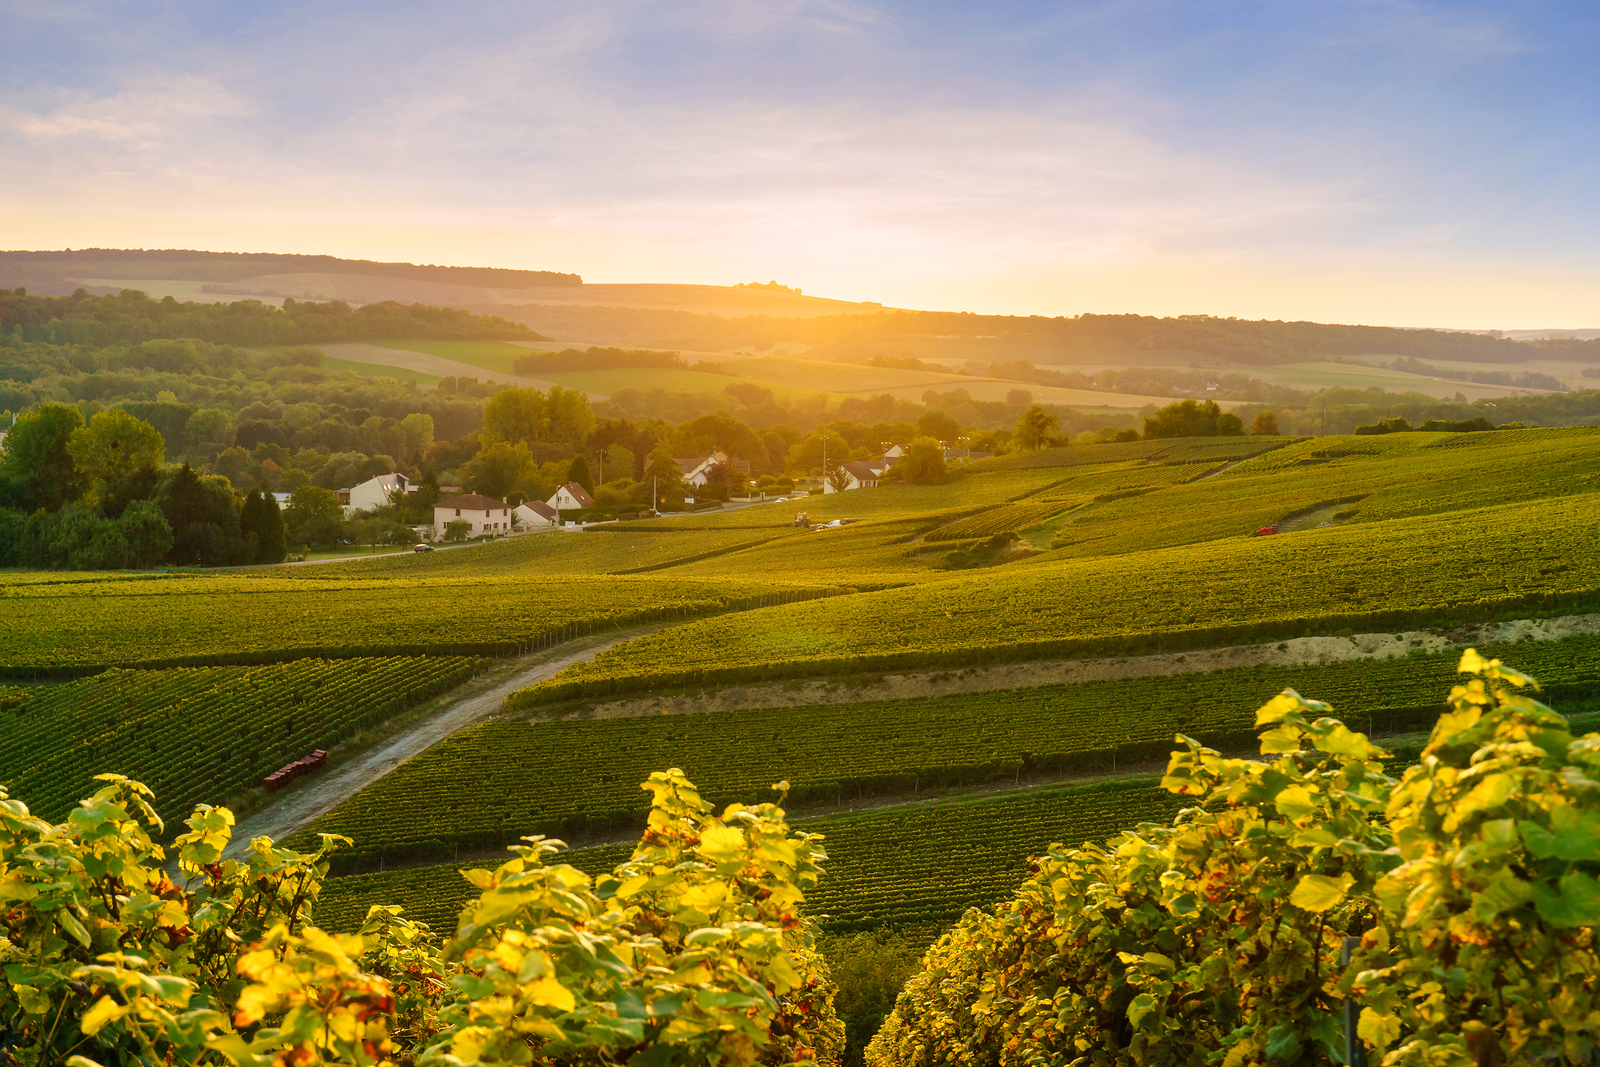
<box><xmin>310</xmin><ymin>778</ymin><xmax>1183</xmax><ymax>937</ymax></box>
<box><xmin>510</xmin><ymin>490</ymin><xmax>1600</xmax><ymax>705</ymax></box>
<box><xmin>0</xmin><ymin>573</ymin><xmax>839</xmax><ymax>674</ymax></box>
<box><xmin>295</xmin><ymin>632</ymin><xmax>1600</xmax><ymax>869</ymax></box>
<box><xmin>0</xmin><ymin>655</ymin><xmax>485</xmax><ymax>826</ymax></box>
<box><xmin>924</xmin><ymin>501</ymin><xmax>1066</xmax><ymax>541</ymax></box>
<box><xmin>968</xmin><ymin>436</ymin><xmax>1290</xmax><ymax>472</ymax></box>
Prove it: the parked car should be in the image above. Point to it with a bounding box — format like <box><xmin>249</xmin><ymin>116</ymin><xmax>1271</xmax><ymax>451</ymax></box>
<box><xmin>413</xmin><ymin>543</ymin><xmax>435</xmax><ymax>552</ymax></box>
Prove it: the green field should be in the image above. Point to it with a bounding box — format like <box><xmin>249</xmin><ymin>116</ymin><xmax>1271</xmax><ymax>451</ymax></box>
<box><xmin>722</xmin><ymin>355</ymin><xmax>1178</xmax><ymax>409</ymax></box>
<box><xmin>320</xmin><ymin>356</ymin><xmax>443</xmax><ymax>385</ymax></box>
<box><xmin>310</xmin><ymin>778</ymin><xmax>1185</xmax><ymax>936</ymax></box>
<box><xmin>368</xmin><ymin>339</ymin><xmax>536</xmax><ymax>376</ymax></box>
<box><xmin>295</xmin><ymin>632</ymin><xmax>1600</xmax><ymax>871</ymax></box>
<box><xmin>0</xmin><ymin>656</ymin><xmax>484</xmax><ymax>827</ymax></box>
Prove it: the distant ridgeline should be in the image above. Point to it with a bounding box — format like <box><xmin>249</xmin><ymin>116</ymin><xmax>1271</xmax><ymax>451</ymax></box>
<box><xmin>487</xmin><ymin>303</ymin><xmax>1600</xmax><ymax>366</ymax></box>
<box><xmin>0</xmin><ymin>288</ymin><xmax>543</xmax><ymax>347</ymax></box>
<box><xmin>0</xmin><ymin>248</ymin><xmax>581</xmax><ymax>294</ymax></box>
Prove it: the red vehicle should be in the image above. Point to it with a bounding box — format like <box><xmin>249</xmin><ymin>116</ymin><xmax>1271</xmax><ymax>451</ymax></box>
<box><xmin>1255</xmin><ymin>524</ymin><xmax>1279</xmax><ymax>536</ymax></box>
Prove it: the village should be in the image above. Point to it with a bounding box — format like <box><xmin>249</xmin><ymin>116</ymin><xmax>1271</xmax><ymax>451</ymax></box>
<box><xmin>321</xmin><ymin>444</ymin><xmax>995</xmax><ymax>545</ymax></box>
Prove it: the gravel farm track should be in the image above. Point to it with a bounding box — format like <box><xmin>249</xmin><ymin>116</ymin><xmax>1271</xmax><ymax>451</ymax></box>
<box><xmin>222</xmin><ymin>625</ymin><xmax>666</xmax><ymax>857</ymax></box>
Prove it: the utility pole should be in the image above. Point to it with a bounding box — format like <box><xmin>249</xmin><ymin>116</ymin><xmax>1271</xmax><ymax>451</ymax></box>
<box><xmin>822</xmin><ymin>430</ymin><xmax>828</xmax><ymax>495</ymax></box>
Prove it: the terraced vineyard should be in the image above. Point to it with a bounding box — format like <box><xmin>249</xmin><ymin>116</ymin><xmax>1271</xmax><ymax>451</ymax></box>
<box><xmin>311</xmin><ymin>779</ymin><xmax>1183</xmax><ymax>936</ymax></box>
<box><xmin>297</xmin><ymin>632</ymin><xmax>1600</xmax><ymax>869</ymax></box>
<box><xmin>0</xmin><ymin>656</ymin><xmax>485</xmax><ymax>826</ymax></box>
<box><xmin>0</xmin><ymin>574</ymin><xmax>837</xmax><ymax>674</ymax></box>
<box><xmin>514</xmin><ymin>490</ymin><xmax>1600</xmax><ymax>705</ymax></box>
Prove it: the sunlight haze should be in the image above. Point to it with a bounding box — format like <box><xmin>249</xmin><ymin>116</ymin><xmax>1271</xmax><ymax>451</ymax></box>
<box><xmin>6</xmin><ymin>1</ymin><xmax>1599</xmax><ymax>326</ymax></box>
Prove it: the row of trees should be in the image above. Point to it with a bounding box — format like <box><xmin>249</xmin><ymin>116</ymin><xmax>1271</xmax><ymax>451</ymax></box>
<box><xmin>0</xmin><ymin>403</ymin><xmax>290</xmax><ymax>568</ymax></box>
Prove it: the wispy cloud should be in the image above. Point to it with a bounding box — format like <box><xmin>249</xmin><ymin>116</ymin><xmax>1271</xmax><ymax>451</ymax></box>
<box><xmin>2</xmin><ymin>75</ymin><xmax>253</xmax><ymax>146</ymax></box>
<box><xmin>0</xmin><ymin>0</ymin><xmax>1596</xmax><ymax>325</ymax></box>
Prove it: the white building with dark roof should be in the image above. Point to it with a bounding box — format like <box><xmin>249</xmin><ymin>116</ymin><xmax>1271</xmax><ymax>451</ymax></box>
<box><xmin>433</xmin><ymin>493</ymin><xmax>511</xmax><ymax>538</ymax></box>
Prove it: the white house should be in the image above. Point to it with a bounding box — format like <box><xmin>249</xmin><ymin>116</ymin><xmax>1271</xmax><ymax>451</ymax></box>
<box><xmin>433</xmin><ymin>493</ymin><xmax>511</xmax><ymax>538</ymax></box>
<box><xmin>883</xmin><ymin>444</ymin><xmax>905</xmax><ymax>465</ymax></box>
<box><xmin>345</xmin><ymin>472</ymin><xmax>413</xmax><ymax>516</ymax></box>
<box><xmin>675</xmin><ymin>452</ymin><xmax>751</xmax><ymax>487</ymax></box>
<box><xmin>824</xmin><ymin>461</ymin><xmax>883</xmax><ymax>493</ymax></box>
<box><xmin>514</xmin><ymin>500</ymin><xmax>558</xmax><ymax>528</ymax></box>
<box><xmin>547</xmin><ymin>482</ymin><xmax>595</xmax><ymax>510</ymax></box>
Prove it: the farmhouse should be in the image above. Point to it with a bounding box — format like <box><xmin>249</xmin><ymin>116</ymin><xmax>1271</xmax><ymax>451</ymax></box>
<box><xmin>676</xmin><ymin>452</ymin><xmax>750</xmax><ymax>487</ymax></box>
<box><xmin>514</xmin><ymin>500</ymin><xmax>558</xmax><ymax>528</ymax></box>
<box><xmin>345</xmin><ymin>472</ymin><xmax>412</xmax><ymax>516</ymax></box>
<box><xmin>547</xmin><ymin>482</ymin><xmax>595</xmax><ymax>510</ymax></box>
<box><xmin>433</xmin><ymin>493</ymin><xmax>511</xmax><ymax>538</ymax></box>
<box><xmin>825</xmin><ymin>461</ymin><xmax>884</xmax><ymax>493</ymax></box>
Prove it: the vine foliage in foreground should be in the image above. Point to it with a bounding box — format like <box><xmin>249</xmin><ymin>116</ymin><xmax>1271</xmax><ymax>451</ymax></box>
<box><xmin>867</xmin><ymin>651</ymin><xmax>1600</xmax><ymax>1067</ymax></box>
<box><xmin>0</xmin><ymin>769</ymin><xmax>843</xmax><ymax>1067</ymax></box>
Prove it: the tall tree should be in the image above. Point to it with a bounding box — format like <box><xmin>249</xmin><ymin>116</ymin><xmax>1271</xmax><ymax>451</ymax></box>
<box><xmin>644</xmin><ymin>439</ymin><xmax>685</xmax><ymax>509</ymax></box>
<box><xmin>900</xmin><ymin>436</ymin><xmax>947</xmax><ymax>485</ymax></box>
<box><xmin>482</xmin><ymin>387</ymin><xmax>545</xmax><ymax>448</ymax></box>
<box><xmin>1250</xmin><ymin>411</ymin><xmax>1281</xmax><ymax>435</ymax></box>
<box><xmin>568</xmin><ymin>454</ymin><xmax>596</xmax><ymax>495</ymax></box>
<box><xmin>67</xmin><ymin>408</ymin><xmax>165</xmax><ymax>513</ymax></box>
<box><xmin>281</xmin><ymin>485</ymin><xmax>345</xmax><ymax>549</ymax></box>
<box><xmin>240</xmin><ymin>487</ymin><xmax>288</xmax><ymax>564</ymax></box>
<box><xmin>0</xmin><ymin>403</ymin><xmax>85</xmax><ymax>511</ymax></box>
<box><xmin>1013</xmin><ymin>405</ymin><xmax>1059</xmax><ymax>450</ymax></box>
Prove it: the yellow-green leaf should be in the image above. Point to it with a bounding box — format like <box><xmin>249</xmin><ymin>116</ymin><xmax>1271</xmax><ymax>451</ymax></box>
<box><xmin>79</xmin><ymin>995</ymin><xmax>126</xmax><ymax>1036</ymax></box>
<box><xmin>1289</xmin><ymin>873</ymin><xmax>1352</xmax><ymax>912</ymax></box>
<box><xmin>696</xmin><ymin>823</ymin><xmax>746</xmax><ymax>864</ymax></box>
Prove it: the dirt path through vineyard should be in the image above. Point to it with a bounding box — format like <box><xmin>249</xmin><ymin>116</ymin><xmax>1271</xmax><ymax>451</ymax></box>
<box><xmin>222</xmin><ymin>626</ymin><xmax>666</xmax><ymax>857</ymax></box>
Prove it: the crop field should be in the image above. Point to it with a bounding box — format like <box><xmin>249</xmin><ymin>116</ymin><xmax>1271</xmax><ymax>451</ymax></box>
<box><xmin>0</xmin><ymin>573</ymin><xmax>836</xmax><ymax>674</ymax></box>
<box><xmin>320</xmin><ymin>356</ymin><xmax>444</xmax><ymax>385</ymax></box>
<box><xmin>0</xmin><ymin>656</ymin><xmax>484</xmax><ymax>827</ymax></box>
<box><xmin>514</xmin><ymin>490</ymin><xmax>1600</xmax><ymax>703</ymax></box>
<box><xmin>297</xmin><ymin>631</ymin><xmax>1600</xmax><ymax>870</ymax></box>
<box><xmin>310</xmin><ymin>779</ymin><xmax>1183</xmax><ymax>935</ymax></box>
<box><xmin>364</xmin><ymin>339</ymin><xmax>536</xmax><ymax>376</ymax></box>
<box><xmin>539</xmin><ymin>367</ymin><xmax>782</xmax><ymax>397</ymax></box>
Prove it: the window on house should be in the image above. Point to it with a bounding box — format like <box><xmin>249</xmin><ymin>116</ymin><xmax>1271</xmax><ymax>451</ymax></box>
<box><xmin>455</xmin><ymin>508</ymin><xmax>461</xmax><ymax>516</ymax></box>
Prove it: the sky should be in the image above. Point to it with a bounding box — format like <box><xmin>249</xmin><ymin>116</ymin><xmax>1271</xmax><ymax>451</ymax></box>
<box><xmin>4</xmin><ymin>0</ymin><xmax>1600</xmax><ymax>327</ymax></box>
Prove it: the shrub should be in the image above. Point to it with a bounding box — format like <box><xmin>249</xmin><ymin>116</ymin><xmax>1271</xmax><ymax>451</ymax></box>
<box><xmin>0</xmin><ymin>770</ymin><xmax>844</xmax><ymax>1067</ymax></box>
<box><xmin>868</xmin><ymin>652</ymin><xmax>1600</xmax><ymax>1067</ymax></box>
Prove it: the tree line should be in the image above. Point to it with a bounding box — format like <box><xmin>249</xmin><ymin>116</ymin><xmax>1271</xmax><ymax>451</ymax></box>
<box><xmin>0</xmin><ymin>288</ymin><xmax>540</xmax><ymax>349</ymax></box>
